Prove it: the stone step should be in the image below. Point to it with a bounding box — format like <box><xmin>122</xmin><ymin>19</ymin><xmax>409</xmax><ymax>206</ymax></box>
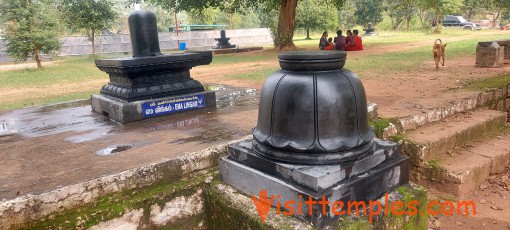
<box><xmin>402</xmin><ymin>109</ymin><xmax>507</xmax><ymax>166</ymax></box>
<box><xmin>411</xmin><ymin>128</ymin><xmax>510</xmax><ymax>198</ymax></box>
<box><xmin>393</xmin><ymin>86</ymin><xmax>509</xmax><ymax>132</ymax></box>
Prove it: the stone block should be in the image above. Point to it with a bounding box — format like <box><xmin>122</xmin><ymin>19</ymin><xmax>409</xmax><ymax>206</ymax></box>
<box><xmin>227</xmin><ymin>139</ymin><xmax>400</xmax><ymax>193</ymax></box>
<box><xmin>220</xmin><ymin>154</ymin><xmax>409</xmax><ymax>228</ymax></box>
<box><xmin>497</xmin><ymin>100</ymin><xmax>506</xmax><ymax>111</ymax></box>
<box><xmin>476</xmin><ymin>42</ymin><xmax>500</xmax><ymax>68</ymax></box>
<box><xmin>91</xmin><ymin>91</ymin><xmax>216</xmax><ymax>124</ymax></box>
<box><xmin>367</xmin><ymin>102</ymin><xmax>378</xmax><ymax>119</ymax></box>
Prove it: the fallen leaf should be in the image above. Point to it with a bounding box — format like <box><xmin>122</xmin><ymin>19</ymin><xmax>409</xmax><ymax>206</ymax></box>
<box><xmin>490</xmin><ymin>205</ymin><xmax>503</xmax><ymax>210</ymax></box>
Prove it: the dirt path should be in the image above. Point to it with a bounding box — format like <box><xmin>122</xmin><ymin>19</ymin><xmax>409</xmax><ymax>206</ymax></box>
<box><xmin>431</xmin><ymin>165</ymin><xmax>510</xmax><ymax>229</ymax></box>
<box><xmin>190</xmin><ymin>35</ymin><xmax>510</xmax><ymax>119</ymax></box>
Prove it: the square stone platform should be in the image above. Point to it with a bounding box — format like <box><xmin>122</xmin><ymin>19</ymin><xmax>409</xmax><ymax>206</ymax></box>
<box><xmin>91</xmin><ymin>91</ymin><xmax>216</xmax><ymax>124</ymax></box>
<box><xmin>220</xmin><ymin>139</ymin><xmax>410</xmax><ymax>228</ymax></box>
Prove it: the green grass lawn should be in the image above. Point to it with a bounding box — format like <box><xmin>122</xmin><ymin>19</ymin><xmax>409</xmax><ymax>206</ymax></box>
<box><xmin>209</xmin><ymin>51</ymin><xmax>278</xmax><ymax>65</ymax></box>
<box><xmin>0</xmin><ymin>30</ymin><xmax>508</xmax><ymax>111</ymax></box>
<box><xmin>0</xmin><ymin>57</ymin><xmax>106</xmax><ymax>88</ymax></box>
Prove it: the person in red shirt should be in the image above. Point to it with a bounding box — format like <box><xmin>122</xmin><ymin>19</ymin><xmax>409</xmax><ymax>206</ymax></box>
<box><xmin>344</xmin><ymin>30</ymin><xmax>356</xmax><ymax>51</ymax></box>
<box><xmin>353</xmin><ymin>30</ymin><xmax>363</xmax><ymax>51</ymax></box>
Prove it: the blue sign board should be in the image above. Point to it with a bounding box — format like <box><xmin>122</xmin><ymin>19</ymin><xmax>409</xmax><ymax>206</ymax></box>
<box><xmin>142</xmin><ymin>94</ymin><xmax>205</xmax><ymax>117</ymax></box>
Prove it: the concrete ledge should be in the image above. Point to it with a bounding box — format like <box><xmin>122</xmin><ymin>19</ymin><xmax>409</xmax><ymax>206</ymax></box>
<box><xmin>0</xmin><ymin>136</ymin><xmax>250</xmax><ymax>229</ymax></box>
<box><xmin>211</xmin><ymin>47</ymin><xmax>264</xmax><ymax>55</ymax></box>
<box><xmin>411</xmin><ymin>130</ymin><xmax>510</xmax><ymax>198</ymax></box>
<box><xmin>403</xmin><ymin>109</ymin><xmax>507</xmax><ymax>166</ymax></box>
<box><xmin>395</xmin><ymin>86</ymin><xmax>509</xmax><ymax>132</ymax></box>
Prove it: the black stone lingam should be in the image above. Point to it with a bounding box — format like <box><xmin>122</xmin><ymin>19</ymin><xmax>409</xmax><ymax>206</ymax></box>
<box><xmin>214</xmin><ymin>30</ymin><xmax>236</xmax><ymax>49</ymax></box>
<box><xmin>91</xmin><ymin>10</ymin><xmax>216</xmax><ymax>124</ymax></box>
<box><xmin>220</xmin><ymin>51</ymin><xmax>410</xmax><ymax>228</ymax></box>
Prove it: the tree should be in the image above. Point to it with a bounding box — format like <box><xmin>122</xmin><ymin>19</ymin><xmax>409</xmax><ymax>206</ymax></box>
<box><xmin>0</xmin><ymin>0</ymin><xmax>61</xmax><ymax>68</ymax></box>
<box><xmin>418</xmin><ymin>0</ymin><xmax>462</xmax><ymax>33</ymax></box>
<box><xmin>337</xmin><ymin>0</ymin><xmax>356</xmax><ymax>29</ymax></box>
<box><xmin>354</xmin><ymin>0</ymin><xmax>384</xmax><ymax>27</ymax></box>
<box><xmin>461</xmin><ymin>0</ymin><xmax>488</xmax><ymax>21</ymax></box>
<box><xmin>139</xmin><ymin>0</ymin><xmax>345</xmax><ymax>50</ymax></box>
<box><xmin>384</xmin><ymin>0</ymin><xmax>416</xmax><ymax>31</ymax></box>
<box><xmin>59</xmin><ymin>0</ymin><xmax>118</xmax><ymax>56</ymax></box>
<box><xmin>188</xmin><ymin>7</ymin><xmax>219</xmax><ymax>25</ymax></box>
<box><xmin>295</xmin><ymin>0</ymin><xmax>338</xmax><ymax>40</ymax></box>
<box><xmin>487</xmin><ymin>0</ymin><xmax>510</xmax><ymax>27</ymax></box>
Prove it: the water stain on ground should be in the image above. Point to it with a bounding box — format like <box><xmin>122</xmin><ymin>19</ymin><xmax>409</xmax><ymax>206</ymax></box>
<box><xmin>96</xmin><ymin>144</ymin><xmax>133</xmax><ymax>156</ymax></box>
<box><xmin>0</xmin><ymin>85</ymin><xmax>259</xmax><ymax>200</ymax></box>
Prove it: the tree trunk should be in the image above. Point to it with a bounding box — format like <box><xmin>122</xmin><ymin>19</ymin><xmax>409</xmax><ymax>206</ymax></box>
<box><xmin>275</xmin><ymin>0</ymin><xmax>298</xmax><ymax>50</ymax></box>
<box><xmin>34</xmin><ymin>46</ymin><xmax>42</xmax><ymax>68</ymax></box>
<box><xmin>174</xmin><ymin>11</ymin><xmax>179</xmax><ymax>37</ymax></box>
<box><xmin>434</xmin><ymin>11</ymin><xmax>441</xmax><ymax>34</ymax></box>
<box><xmin>229</xmin><ymin>13</ymin><xmax>233</xmax><ymax>29</ymax></box>
<box><xmin>305</xmin><ymin>28</ymin><xmax>311</xmax><ymax>40</ymax></box>
<box><xmin>91</xmin><ymin>28</ymin><xmax>96</xmax><ymax>56</ymax></box>
<box><xmin>406</xmin><ymin>17</ymin><xmax>410</xmax><ymax>31</ymax></box>
<box><xmin>390</xmin><ymin>17</ymin><xmax>396</xmax><ymax>30</ymax></box>
<box><xmin>492</xmin><ymin>12</ymin><xmax>500</xmax><ymax>28</ymax></box>
<box><xmin>418</xmin><ymin>9</ymin><xmax>426</xmax><ymax>28</ymax></box>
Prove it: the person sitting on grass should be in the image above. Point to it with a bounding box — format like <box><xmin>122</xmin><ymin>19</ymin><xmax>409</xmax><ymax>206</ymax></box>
<box><xmin>344</xmin><ymin>30</ymin><xmax>356</xmax><ymax>51</ymax></box>
<box><xmin>319</xmin><ymin>31</ymin><xmax>334</xmax><ymax>50</ymax></box>
<box><xmin>353</xmin><ymin>29</ymin><xmax>363</xmax><ymax>51</ymax></box>
<box><xmin>334</xmin><ymin>30</ymin><xmax>345</xmax><ymax>51</ymax></box>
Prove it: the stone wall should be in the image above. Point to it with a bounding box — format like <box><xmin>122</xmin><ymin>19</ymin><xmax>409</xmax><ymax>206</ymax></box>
<box><xmin>0</xmin><ymin>28</ymin><xmax>272</xmax><ymax>62</ymax></box>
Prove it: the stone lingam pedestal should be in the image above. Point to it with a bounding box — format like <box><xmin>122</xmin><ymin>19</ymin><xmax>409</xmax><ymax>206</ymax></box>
<box><xmin>220</xmin><ymin>51</ymin><xmax>410</xmax><ymax>228</ymax></box>
<box><xmin>214</xmin><ymin>30</ymin><xmax>236</xmax><ymax>49</ymax></box>
<box><xmin>91</xmin><ymin>10</ymin><xmax>216</xmax><ymax>124</ymax></box>
<box><xmin>363</xmin><ymin>22</ymin><xmax>377</xmax><ymax>36</ymax></box>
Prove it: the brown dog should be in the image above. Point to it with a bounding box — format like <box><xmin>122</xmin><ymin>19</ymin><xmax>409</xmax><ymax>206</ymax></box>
<box><xmin>433</xmin><ymin>39</ymin><xmax>447</xmax><ymax>70</ymax></box>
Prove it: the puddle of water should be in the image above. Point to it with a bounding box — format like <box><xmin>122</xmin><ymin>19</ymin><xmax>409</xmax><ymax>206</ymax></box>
<box><xmin>204</xmin><ymin>84</ymin><xmax>227</xmax><ymax>91</ymax></box>
<box><xmin>0</xmin><ymin>105</ymin><xmax>115</xmax><ymax>142</ymax></box>
<box><xmin>168</xmin><ymin>125</ymin><xmax>243</xmax><ymax>145</ymax></box>
<box><xmin>65</xmin><ymin>129</ymin><xmax>110</xmax><ymax>143</ymax></box>
<box><xmin>36</xmin><ymin>100</ymin><xmax>91</xmax><ymax>114</ymax></box>
<box><xmin>96</xmin><ymin>144</ymin><xmax>133</xmax><ymax>156</ymax></box>
<box><xmin>0</xmin><ymin>119</ymin><xmax>18</xmax><ymax>136</ymax></box>
<box><xmin>0</xmin><ymin>84</ymin><xmax>258</xmax><ymax>141</ymax></box>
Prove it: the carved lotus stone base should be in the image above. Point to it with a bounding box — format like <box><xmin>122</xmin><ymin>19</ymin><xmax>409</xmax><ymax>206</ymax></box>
<box><xmin>220</xmin><ymin>141</ymin><xmax>410</xmax><ymax>228</ymax></box>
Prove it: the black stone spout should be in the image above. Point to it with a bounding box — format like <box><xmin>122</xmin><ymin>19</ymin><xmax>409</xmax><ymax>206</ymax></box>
<box><xmin>253</xmin><ymin>51</ymin><xmax>375</xmax><ymax>165</ymax></box>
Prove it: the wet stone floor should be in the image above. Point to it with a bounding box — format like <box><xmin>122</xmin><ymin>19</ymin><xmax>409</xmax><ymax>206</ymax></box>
<box><xmin>0</xmin><ymin>85</ymin><xmax>259</xmax><ymax>200</ymax></box>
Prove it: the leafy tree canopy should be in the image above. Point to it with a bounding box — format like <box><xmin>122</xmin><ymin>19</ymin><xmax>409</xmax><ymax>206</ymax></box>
<box><xmin>59</xmin><ymin>0</ymin><xmax>118</xmax><ymax>35</ymax></box>
<box><xmin>0</xmin><ymin>0</ymin><xmax>61</xmax><ymax>68</ymax></box>
<box><xmin>59</xmin><ymin>0</ymin><xmax>118</xmax><ymax>55</ymax></box>
<box><xmin>295</xmin><ymin>0</ymin><xmax>339</xmax><ymax>39</ymax></box>
<box><xmin>354</xmin><ymin>0</ymin><xmax>384</xmax><ymax>26</ymax></box>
